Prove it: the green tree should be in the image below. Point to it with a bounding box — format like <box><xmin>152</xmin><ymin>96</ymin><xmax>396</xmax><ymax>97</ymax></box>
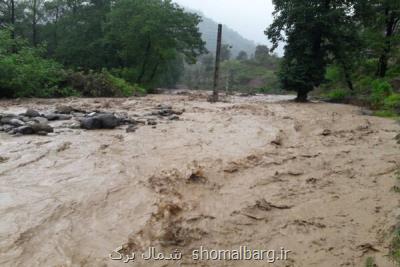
<box><xmin>105</xmin><ymin>0</ymin><xmax>206</xmax><ymax>86</ymax></box>
<box><xmin>236</xmin><ymin>50</ymin><xmax>248</xmax><ymax>61</ymax></box>
<box><xmin>267</xmin><ymin>0</ymin><xmax>355</xmax><ymax>101</ymax></box>
<box><xmin>355</xmin><ymin>0</ymin><xmax>400</xmax><ymax>77</ymax></box>
<box><xmin>220</xmin><ymin>44</ymin><xmax>231</xmax><ymax>62</ymax></box>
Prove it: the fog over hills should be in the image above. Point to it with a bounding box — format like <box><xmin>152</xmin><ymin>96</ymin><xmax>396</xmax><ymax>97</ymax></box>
<box><xmin>188</xmin><ymin>9</ymin><xmax>257</xmax><ymax>57</ymax></box>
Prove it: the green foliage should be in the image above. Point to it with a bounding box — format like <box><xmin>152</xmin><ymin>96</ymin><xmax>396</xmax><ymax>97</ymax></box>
<box><xmin>326</xmin><ymin>89</ymin><xmax>349</xmax><ymax>103</ymax></box>
<box><xmin>105</xmin><ymin>0</ymin><xmax>206</xmax><ymax>86</ymax></box>
<box><xmin>390</xmin><ymin>227</ymin><xmax>400</xmax><ymax>265</ymax></box>
<box><xmin>325</xmin><ymin>66</ymin><xmax>342</xmax><ymax>84</ymax></box>
<box><xmin>267</xmin><ymin>0</ymin><xmax>360</xmax><ymax>101</ymax></box>
<box><xmin>369</xmin><ymin>80</ymin><xmax>393</xmax><ymax>108</ymax></box>
<box><xmin>365</xmin><ymin>257</ymin><xmax>376</xmax><ymax>267</ymax></box>
<box><xmin>0</xmin><ymin>30</ymin><xmax>65</xmax><ymax>98</ymax></box>
<box><xmin>66</xmin><ymin>70</ymin><xmax>146</xmax><ymax>97</ymax></box>
<box><xmin>384</xmin><ymin>93</ymin><xmax>400</xmax><ymax>115</ymax></box>
<box><xmin>106</xmin><ymin>72</ymin><xmax>146</xmax><ymax>96</ymax></box>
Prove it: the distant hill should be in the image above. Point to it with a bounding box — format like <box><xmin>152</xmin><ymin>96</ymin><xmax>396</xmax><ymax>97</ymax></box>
<box><xmin>187</xmin><ymin>9</ymin><xmax>257</xmax><ymax>58</ymax></box>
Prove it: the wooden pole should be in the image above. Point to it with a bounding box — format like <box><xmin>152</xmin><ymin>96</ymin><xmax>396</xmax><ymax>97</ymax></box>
<box><xmin>211</xmin><ymin>24</ymin><xmax>222</xmax><ymax>102</ymax></box>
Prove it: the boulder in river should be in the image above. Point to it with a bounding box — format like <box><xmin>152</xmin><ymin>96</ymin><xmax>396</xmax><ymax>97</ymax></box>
<box><xmin>30</xmin><ymin>122</ymin><xmax>54</xmax><ymax>133</ymax></box>
<box><xmin>15</xmin><ymin>125</ymin><xmax>34</xmax><ymax>135</ymax></box>
<box><xmin>24</xmin><ymin>109</ymin><xmax>41</xmax><ymax>117</ymax></box>
<box><xmin>9</xmin><ymin>118</ymin><xmax>25</xmax><ymax>127</ymax></box>
<box><xmin>80</xmin><ymin>113</ymin><xmax>120</xmax><ymax>130</ymax></box>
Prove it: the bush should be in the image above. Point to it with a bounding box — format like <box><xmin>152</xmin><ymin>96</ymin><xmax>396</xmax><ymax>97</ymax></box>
<box><xmin>369</xmin><ymin>80</ymin><xmax>393</xmax><ymax>108</ymax></box>
<box><xmin>0</xmin><ymin>30</ymin><xmax>72</xmax><ymax>98</ymax></box>
<box><xmin>106</xmin><ymin>72</ymin><xmax>146</xmax><ymax>96</ymax></box>
<box><xmin>384</xmin><ymin>94</ymin><xmax>400</xmax><ymax>115</ymax></box>
<box><xmin>326</xmin><ymin>88</ymin><xmax>349</xmax><ymax>103</ymax></box>
<box><xmin>0</xmin><ymin>39</ymin><xmax>65</xmax><ymax>97</ymax></box>
<box><xmin>66</xmin><ymin>70</ymin><xmax>146</xmax><ymax>97</ymax></box>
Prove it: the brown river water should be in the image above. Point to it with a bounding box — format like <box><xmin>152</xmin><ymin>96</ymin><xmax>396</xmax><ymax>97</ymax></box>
<box><xmin>0</xmin><ymin>92</ymin><xmax>399</xmax><ymax>266</ymax></box>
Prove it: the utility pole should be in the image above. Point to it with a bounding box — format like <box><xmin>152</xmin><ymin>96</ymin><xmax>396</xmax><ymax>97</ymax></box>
<box><xmin>211</xmin><ymin>24</ymin><xmax>222</xmax><ymax>102</ymax></box>
<box><xmin>32</xmin><ymin>0</ymin><xmax>37</xmax><ymax>46</ymax></box>
<box><xmin>11</xmin><ymin>0</ymin><xmax>15</xmax><ymax>40</ymax></box>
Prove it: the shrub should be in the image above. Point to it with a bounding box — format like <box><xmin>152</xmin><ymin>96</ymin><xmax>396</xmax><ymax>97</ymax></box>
<box><xmin>66</xmin><ymin>70</ymin><xmax>146</xmax><ymax>97</ymax></box>
<box><xmin>0</xmin><ymin>30</ymin><xmax>68</xmax><ymax>98</ymax></box>
<box><xmin>326</xmin><ymin>88</ymin><xmax>349</xmax><ymax>103</ymax></box>
<box><xmin>106</xmin><ymin>72</ymin><xmax>146</xmax><ymax>96</ymax></box>
<box><xmin>325</xmin><ymin>65</ymin><xmax>341</xmax><ymax>83</ymax></box>
<box><xmin>0</xmin><ymin>46</ymin><xmax>65</xmax><ymax>98</ymax></box>
<box><xmin>384</xmin><ymin>94</ymin><xmax>400</xmax><ymax>115</ymax></box>
<box><xmin>369</xmin><ymin>80</ymin><xmax>393</xmax><ymax>108</ymax></box>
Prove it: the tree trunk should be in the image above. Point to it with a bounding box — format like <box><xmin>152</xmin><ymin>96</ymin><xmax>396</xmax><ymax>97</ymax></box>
<box><xmin>295</xmin><ymin>89</ymin><xmax>309</xmax><ymax>102</ymax></box>
<box><xmin>149</xmin><ymin>57</ymin><xmax>162</xmax><ymax>83</ymax></box>
<box><xmin>54</xmin><ymin>6</ymin><xmax>59</xmax><ymax>48</ymax></box>
<box><xmin>343</xmin><ymin>65</ymin><xmax>354</xmax><ymax>91</ymax></box>
<box><xmin>376</xmin><ymin>9</ymin><xmax>397</xmax><ymax>78</ymax></box>
<box><xmin>136</xmin><ymin>39</ymin><xmax>152</xmax><ymax>84</ymax></box>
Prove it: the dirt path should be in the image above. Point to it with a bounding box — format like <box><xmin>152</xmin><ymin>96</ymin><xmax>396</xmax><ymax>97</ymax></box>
<box><xmin>0</xmin><ymin>93</ymin><xmax>399</xmax><ymax>267</ymax></box>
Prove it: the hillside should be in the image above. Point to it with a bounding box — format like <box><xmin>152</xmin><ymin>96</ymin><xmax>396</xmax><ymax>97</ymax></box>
<box><xmin>191</xmin><ymin>11</ymin><xmax>256</xmax><ymax>57</ymax></box>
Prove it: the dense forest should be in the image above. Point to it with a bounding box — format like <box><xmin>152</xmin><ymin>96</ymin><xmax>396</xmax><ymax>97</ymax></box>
<box><xmin>267</xmin><ymin>0</ymin><xmax>400</xmax><ymax>116</ymax></box>
<box><xmin>0</xmin><ymin>0</ymin><xmax>206</xmax><ymax>97</ymax></box>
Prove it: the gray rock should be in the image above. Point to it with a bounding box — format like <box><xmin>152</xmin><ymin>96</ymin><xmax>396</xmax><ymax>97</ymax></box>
<box><xmin>395</xmin><ymin>133</ymin><xmax>400</xmax><ymax>144</ymax></box>
<box><xmin>36</xmin><ymin>131</ymin><xmax>48</xmax><ymax>136</ymax></box>
<box><xmin>96</xmin><ymin>114</ymin><xmax>120</xmax><ymax>129</ymax></box>
<box><xmin>33</xmin><ymin>117</ymin><xmax>49</xmax><ymax>124</ymax></box>
<box><xmin>9</xmin><ymin>119</ymin><xmax>25</xmax><ymax>127</ymax></box>
<box><xmin>169</xmin><ymin>115</ymin><xmax>180</xmax><ymax>121</ymax></box>
<box><xmin>321</xmin><ymin>129</ymin><xmax>332</xmax><ymax>136</ymax></box>
<box><xmin>80</xmin><ymin>118</ymin><xmax>102</xmax><ymax>130</ymax></box>
<box><xmin>30</xmin><ymin>122</ymin><xmax>54</xmax><ymax>133</ymax></box>
<box><xmin>20</xmin><ymin>116</ymin><xmax>31</xmax><ymax>122</ymax></box>
<box><xmin>80</xmin><ymin>113</ymin><xmax>119</xmax><ymax>130</ymax></box>
<box><xmin>147</xmin><ymin>119</ymin><xmax>157</xmax><ymax>126</ymax></box>
<box><xmin>25</xmin><ymin>109</ymin><xmax>40</xmax><ymax>117</ymax></box>
<box><xmin>45</xmin><ymin>113</ymin><xmax>72</xmax><ymax>121</ymax></box>
<box><xmin>2</xmin><ymin>124</ymin><xmax>14</xmax><ymax>132</ymax></box>
<box><xmin>15</xmin><ymin>125</ymin><xmax>34</xmax><ymax>135</ymax></box>
<box><xmin>68</xmin><ymin>122</ymin><xmax>81</xmax><ymax>129</ymax></box>
<box><xmin>0</xmin><ymin>115</ymin><xmax>16</xmax><ymax>125</ymax></box>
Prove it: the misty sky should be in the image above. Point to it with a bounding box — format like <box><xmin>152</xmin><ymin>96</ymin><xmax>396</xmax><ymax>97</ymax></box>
<box><xmin>173</xmin><ymin>0</ymin><xmax>275</xmax><ymax>47</ymax></box>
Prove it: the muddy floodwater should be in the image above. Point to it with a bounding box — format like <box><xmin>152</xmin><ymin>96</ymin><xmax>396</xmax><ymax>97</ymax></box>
<box><xmin>0</xmin><ymin>92</ymin><xmax>399</xmax><ymax>267</ymax></box>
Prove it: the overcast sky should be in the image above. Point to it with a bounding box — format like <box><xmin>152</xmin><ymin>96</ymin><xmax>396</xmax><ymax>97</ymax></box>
<box><xmin>173</xmin><ymin>0</ymin><xmax>275</xmax><ymax>47</ymax></box>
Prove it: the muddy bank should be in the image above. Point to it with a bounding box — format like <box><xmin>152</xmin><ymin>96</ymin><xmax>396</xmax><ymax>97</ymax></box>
<box><xmin>0</xmin><ymin>93</ymin><xmax>399</xmax><ymax>267</ymax></box>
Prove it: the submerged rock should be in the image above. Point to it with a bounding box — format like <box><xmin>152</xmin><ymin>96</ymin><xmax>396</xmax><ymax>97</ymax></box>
<box><xmin>15</xmin><ymin>125</ymin><xmax>34</xmax><ymax>135</ymax></box>
<box><xmin>45</xmin><ymin>113</ymin><xmax>72</xmax><ymax>121</ymax></box>
<box><xmin>30</xmin><ymin>122</ymin><xmax>54</xmax><ymax>133</ymax></box>
<box><xmin>147</xmin><ymin>119</ymin><xmax>157</xmax><ymax>126</ymax></box>
<box><xmin>126</xmin><ymin>125</ymin><xmax>138</xmax><ymax>133</ymax></box>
